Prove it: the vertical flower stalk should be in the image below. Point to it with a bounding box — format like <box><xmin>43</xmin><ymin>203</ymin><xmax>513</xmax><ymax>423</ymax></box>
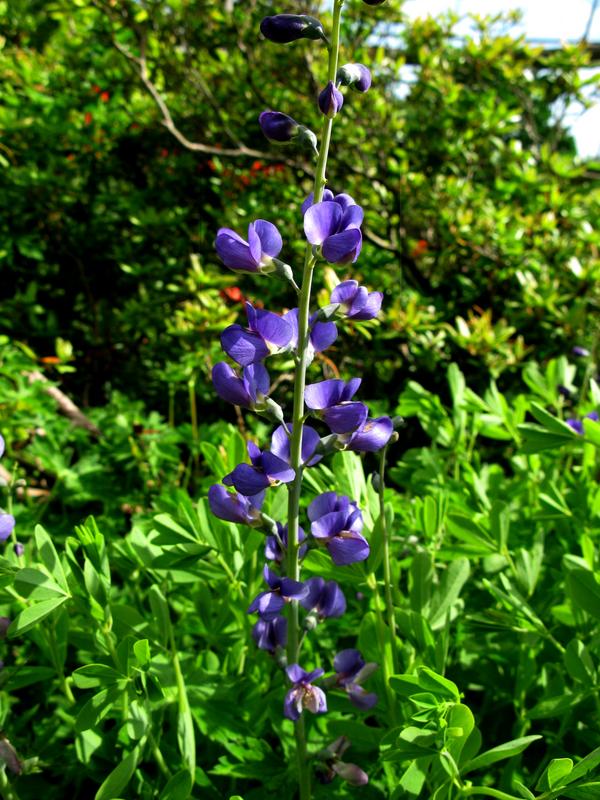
<box><xmin>285</xmin><ymin>4</ymin><xmax>344</xmax><ymax>797</ymax></box>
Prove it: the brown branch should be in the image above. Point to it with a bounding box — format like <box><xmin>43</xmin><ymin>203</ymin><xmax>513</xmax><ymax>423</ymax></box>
<box><xmin>26</xmin><ymin>371</ymin><xmax>101</xmax><ymax>436</ymax></box>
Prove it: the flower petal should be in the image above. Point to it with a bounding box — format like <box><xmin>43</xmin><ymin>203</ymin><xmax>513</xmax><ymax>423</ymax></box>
<box><xmin>253</xmin><ymin>219</ymin><xmax>283</xmax><ymax>258</ymax></box>
<box><xmin>261</xmin><ymin>452</ymin><xmax>296</xmax><ymax>484</ymax></box>
<box><xmin>247</xmin><ymin>222</ymin><xmax>262</xmax><ymax>264</ymax></box>
<box><xmin>311</xmin><ymin>510</ymin><xmax>348</xmax><ymax>540</ymax></box>
<box><xmin>224</xmin><ymin>463</ymin><xmax>271</xmax><ymax>495</ymax></box>
<box><xmin>254</xmin><ymin>309</ymin><xmax>293</xmax><ymax>349</ymax></box>
<box><xmin>322</xmin><ymin>229</ymin><xmax>362</xmax><ymax>264</ymax></box>
<box><xmin>0</xmin><ymin>514</ymin><xmax>15</xmax><ymax>542</ymax></box>
<box><xmin>208</xmin><ymin>485</ymin><xmax>257</xmax><ymax>525</ymax></box>
<box><xmin>331</xmin><ymin>280</ymin><xmax>358</xmax><ymax>308</ymax></box>
<box><xmin>300</xmin><ymin>425</ymin><xmax>322</xmax><ymax>465</ymax></box>
<box><xmin>212</xmin><ymin>362</ymin><xmax>252</xmax><ymax>407</ymax></box>
<box><xmin>328</xmin><ymin>532</ymin><xmax>370</xmax><ymax>565</ymax></box>
<box><xmin>215</xmin><ymin>231</ymin><xmax>258</xmax><ymax>272</ymax></box>
<box><xmin>340</xmin><ymin>204</ymin><xmax>364</xmax><ymax>231</ymax></box>
<box><xmin>242</xmin><ymin>362</ymin><xmax>270</xmax><ymax>403</ymax></box>
<box><xmin>349</xmin><ymin>291</ymin><xmax>383</xmax><ymax>321</ymax></box>
<box><xmin>221</xmin><ymin>325</ymin><xmax>269</xmax><ymax>366</ymax></box>
<box><xmin>305</xmin><ymin>379</ymin><xmax>345</xmax><ymax>410</ymax></box>
<box><xmin>322</xmin><ymin>402</ymin><xmax>368</xmax><ymax>434</ymax></box>
<box><xmin>304</xmin><ymin>201</ymin><xmax>342</xmax><ymax>245</ymax></box>
<box><xmin>334</xmin><ymin>649</ymin><xmax>364</xmax><ymax>676</ymax></box>
<box><xmin>347</xmin><ymin>417</ymin><xmax>393</xmax><ymax>452</ymax></box>
<box><xmin>307</xmin><ymin>492</ymin><xmax>338</xmax><ymax>521</ymax></box>
<box><xmin>310</xmin><ymin>321</ymin><xmax>337</xmax><ymax>353</ymax></box>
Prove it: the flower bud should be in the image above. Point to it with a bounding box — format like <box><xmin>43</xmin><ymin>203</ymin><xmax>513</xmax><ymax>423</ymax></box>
<box><xmin>336</xmin><ymin>63</ymin><xmax>372</xmax><ymax>92</ymax></box>
<box><xmin>318</xmin><ymin>81</ymin><xmax>344</xmax><ymax>117</ymax></box>
<box><xmin>260</xmin><ymin>14</ymin><xmax>325</xmax><ymax>44</ymax></box>
<box><xmin>362</xmin><ymin>0</ymin><xmax>387</xmax><ymax>5</ymax></box>
<box><xmin>259</xmin><ymin>110</ymin><xmax>300</xmax><ymax>142</ymax></box>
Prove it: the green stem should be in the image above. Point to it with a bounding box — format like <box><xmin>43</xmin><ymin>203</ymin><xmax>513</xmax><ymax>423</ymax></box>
<box><xmin>367</xmin><ymin>572</ymin><xmax>398</xmax><ymax>723</ymax></box>
<box><xmin>188</xmin><ymin>375</ymin><xmax>199</xmax><ymax>467</ymax></box>
<box><xmin>379</xmin><ymin>445</ymin><xmax>399</xmax><ymax>676</ymax></box>
<box><xmin>285</xmin><ymin>4</ymin><xmax>344</xmax><ymax>798</ymax></box>
<box><xmin>0</xmin><ymin>768</ymin><xmax>21</xmax><ymax>800</ymax></box>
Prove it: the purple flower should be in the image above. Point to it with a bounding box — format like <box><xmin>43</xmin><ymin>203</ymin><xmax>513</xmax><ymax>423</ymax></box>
<box><xmin>265</xmin><ymin>523</ymin><xmax>307</xmax><ymax>563</ymax></box>
<box><xmin>331</xmin><ymin>280</ymin><xmax>383</xmax><ymax>321</ymax></box>
<box><xmin>221</xmin><ymin>302</ymin><xmax>293</xmax><ymax>366</ymax></box>
<box><xmin>212</xmin><ymin>362</ymin><xmax>270</xmax><ymax>410</ymax></box>
<box><xmin>260</xmin><ymin>14</ymin><xmax>325</xmax><ymax>44</ymax></box>
<box><xmin>270</xmin><ymin>423</ymin><xmax>322</xmax><ymax>467</ymax></box>
<box><xmin>567</xmin><ymin>411</ymin><xmax>599</xmax><ymax>434</ymax></box>
<box><xmin>252</xmin><ymin>616</ymin><xmax>287</xmax><ymax>653</ymax></box>
<box><xmin>316</xmin><ymin>738</ymin><xmax>369</xmax><ymax>786</ymax></box>
<box><xmin>333</xmin><ymin>649</ymin><xmax>378</xmax><ymax>710</ymax></box>
<box><xmin>223</xmin><ymin>441</ymin><xmax>295</xmax><ymax>496</ymax></box>
<box><xmin>319</xmin><ymin>81</ymin><xmax>344</xmax><ymax>117</ymax></box>
<box><xmin>215</xmin><ymin>220</ymin><xmax>283</xmax><ymax>274</ymax></box>
<box><xmin>308</xmin><ymin>492</ymin><xmax>369</xmax><ymax>566</ymax></box>
<box><xmin>208</xmin><ymin>485</ymin><xmax>265</xmax><ymax>525</ymax></box>
<box><xmin>248</xmin><ymin>565</ymin><xmax>308</xmax><ymax>620</ymax></box>
<box><xmin>13</xmin><ymin>543</ymin><xmax>24</xmax><ymax>558</ymax></box>
<box><xmin>283</xmin><ymin>307</ymin><xmax>338</xmax><ymax>361</ymax></box>
<box><xmin>572</xmin><ymin>346</ymin><xmax>590</xmax><ymax>357</ymax></box>
<box><xmin>305</xmin><ymin>378</ymin><xmax>368</xmax><ymax>434</ymax></box>
<box><xmin>300</xmin><ymin>577</ymin><xmax>346</xmax><ymax>618</ymax></box>
<box><xmin>0</xmin><ymin>514</ymin><xmax>15</xmax><ymax>542</ymax></box>
<box><xmin>336</xmin><ymin>63</ymin><xmax>372</xmax><ymax>93</ymax></box>
<box><xmin>0</xmin><ymin>435</ymin><xmax>4</xmax><ymax>458</ymax></box>
<box><xmin>343</xmin><ymin>416</ymin><xmax>394</xmax><ymax>452</ymax></box>
<box><xmin>284</xmin><ymin>664</ymin><xmax>327</xmax><ymax>721</ymax></box>
<box><xmin>259</xmin><ymin>111</ymin><xmax>301</xmax><ymax>143</ymax></box>
<box><xmin>303</xmin><ymin>193</ymin><xmax>363</xmax><ymax>265</ymax></box>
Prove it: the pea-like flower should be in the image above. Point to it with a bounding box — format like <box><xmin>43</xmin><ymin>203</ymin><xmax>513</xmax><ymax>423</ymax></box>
<box><xmin>284</xmin><ymin>664</ymin><xmax>327</xmax><ymax>721</ymax></box>
<box><xmin>221</xmin><ymin>302</ymin><xmax>293</xmax><ymax>366</ymax></box>
<box><xmin>331</xmin><ymin>280</ymin><xmax>383</xmax><ymax>321</ymax></box>
<box><xmin>343</xmin><ymin>416</ymin><xmax>393</xmax><ymax>452</ymax></box>
<box><xmin>308</xmin><ymin>492</ymin><xmax>369</xmax><ymax>566</ymax></box>
<box><xmin>303</xmin><ymin>193</ymin><xmax>363</xmax><ymax>265</ymax></box>
<box><xmin>259</xmin><ymin>111</ymin><xmax>318</xmax><ymax>153</ymax></box>
<box><xmin>270</xmin><ymin>422</ymin><xmax>322</xmax><ymax>467</ymax></box>
<box><xmin>223</xmin><ymin>441</ymin><xmax>295</xmax><ymax>496</ymax></box>
<box><xmin>208</xmin><ymin>485</ymin><xmax>265</xmax><ymax>526</ymax></box>
<box><xmin>305</xmin><ymin>378</ymin><xmax>368</xmax><ymax>434</ymax></box>
<box><xmin>316</xmin><ymin>737</ymin><xmax>369</xmax><ymax>786</ymax></box>
<box><xmin>265</xmin><ymin>523</ymin><xmax>307</xmax><ymax>563</ymax></box>
<box><xmin>319</xmin><ymin>81</ymin><xmax>344</xmax><ymax>117</ymax></box>
<box><xmin>248</xmin><ymin>565</ymin><xmax>308</xmax><ymax>620</ymax></box>
<box><xmin>0</xmin><ymin>514</ymin><xmax>16</xmax><ymax>542</ymax></box>
<box><xmin>283</xmin><ymin>307</ymin><xmax>338</xmax><ymax>361</ymax></box>
<box><xmin>212</xmin><ymin>362</ymin><xmax>270</xmax><ymax>410</ymax></box>
<box><xmin>252</xmin><ymin>617</ymin><xmax>287</xmax><ymax>653</ymax></box>
<box><xmin>333</xmin><ymin>649</ymin><xmax>378</xmax><ymax>710</ymax></box>
<box><xmin>336</xmin><ymin>63</ymin><xmax>372</xmax><ymax>93</ymax></box>
<box><xmin>567</xmin><ymin>411</ymin><xmax>599</xmax><ymax>434</ymax></box>
<box><xmin>215</xmin><ymin>220</ymin><xmax>283</xmax><ymax>274</ymax></box>
<box><xmin>260</xmin><ymin>14</ymin><xmax>325</xmax><ymax>44</ymax></box>
<box><xmin>300</xmin><ymin>577</ymin><xmax>346</xmax><ymax>618</ymax></box>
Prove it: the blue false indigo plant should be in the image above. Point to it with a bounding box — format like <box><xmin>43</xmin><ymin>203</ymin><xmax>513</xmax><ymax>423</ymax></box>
<box><xmin>209</xmin><ymin>2</ymin><xmax>394</xmax><ymax>796</ymax></box>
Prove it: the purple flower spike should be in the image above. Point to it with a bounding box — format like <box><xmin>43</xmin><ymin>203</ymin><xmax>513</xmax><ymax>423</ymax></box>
<box><xmin>304</xmin><ymin>197</ymin><xmax>363</xmax><ymax>265</ymax></box>
<box><xmin>283</xmin><ymin>307</ymin><xmax>338</xmax><ymax>362</ymax></box>
<box><xmin>259</xmin><ymin>110</ymin><xmax>301</xmax><ymax>143</ymax></box>
<box><xmin>284</xmin><ymin>664</ymin><xmax>327</xmax><ymax>721</ymax></box>
<box><xmin>252</xmin><ymin>617</ymin><xmax>287</xmax><ymax>653</ymax></box>
<box><xmin>337</xmin><ymin>63</ymin><xmax>372</xmax><ymax>93</ymax></box>
<box><xmin>260</xmin><ymin>14</ymin><xmax>325</xmax><ymax>44</ymax></box>
<box><xmin>265</xmin><ymin>523</ymin><xmax>307</xmax><ymax>563</ymax></box>
<box><xmin>221</xmin><ymin>302</ymin><xmax>292</xmax><ymax>366</ymax></box>
<box><xmin>212</xmin><ymin>362</ymin><xmax>270</xmax><ymax>410</ymax></box>
<box><xmin>223</xmin><ymin>441</ymin><xmax>295</xmax><ymax>496</ymax></box>
<box><xmin>270</xmin><ymin>423</ymin><xmax>323</xmax><ymax>467</ymax></box>
<box><xmin>331</xmin><ymin>280</ymin><xmax>383</xmax><ymax>321</ymax></box>
<box><xmin>248</xmin><ymin>565</ymin><xmax>308</xmax><ymax>620</ymax></box>
<box><xmin>343</xmin><ymin>416</ymin><xmax>393</xmax><ymax>452</ymax></box>
<box><xmin>308</xmin><ymin>493</ymin><xmax>369</xmax><ymax>566</ymax></box>
<box><xmin>215</xmin><ymin>220</ymin><xmax>283</xmax><ymax>274</ymax></box>
<box><xmin>319</xmin><ymin>81</ymin><xmax>344</xmax><ymax>117</ymax></box>
<box><xmin>333</xmin><ymin>649</ymin><xmax>378</xmax><ymax>710</ymax></box>
<box><xmin>208</xmin><ymin>485</ymin><xmax>265</xmax><ymax>525</ymax></box>
<box><xmin>301</xmin><ymin>577</ymin><xmax>346</xmax><ymax>618</ymax></box>
<box><xmin>0</xmin><ymin>514</ymin><xmax>15</xmax><ymax>542</ymax></box>
<box><xmin>305</xmin><ymin>378</ymin><xmax>368</xmax><ymax>434</ymax></box>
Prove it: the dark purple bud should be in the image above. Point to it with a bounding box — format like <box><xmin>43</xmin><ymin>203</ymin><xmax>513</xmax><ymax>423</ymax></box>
<box><xmin>0</xmin><ymin>514</ymin><xmax>15</xmax><ymax>542</ymax></box>
<box><xmin>332</xmin><ymin>761</ymin><xmax>369</xmax><ymax>786</ymax></box>
<box><xmin>259</xmin><ymin>110</ymin><xmax>300</xmax><ymax>142</ymax></box>
<box><xmin>318</xmin><ymin>81</ymin><xmax>344</xmax><ymax>117</ymax></box>
<box><xmin>252</xmin><ymin>616</ymin><xmax>287</xmax><ymax>652</ymax></box>
<box><xmin>567</xmin><ymin>418</ymin><xmax>584</xmax><ymax>434</ymax></box>
<box><xmin>13</xmin><ymin>543</ymin><xmax>24</xmax><ymax>557</ymax></box>
<box><xmin>572</xmin><ymin>346</ymin><xmax>590</xmax><ymax>357</ymax></box>
<box><xmin>362</xmin><ymin>0</ymin><xmax>387</xmax><ymax>5</ymax></box>
<box><xmin>336</xmin><ymin>63</ymin><xmax>372</xmax><ymax>92</ymax></box>
<box><xmin>260</xmin><ymin>14</ymin><xmax>325</xmax><ymax>44</ymax></box>
<box><xmin>557</xmin><ymin>385</ymin><xmax>571</xmax><ymax>398</ymax></box>
<box><xmin>0</xmin><ymin>617</ymin><xmax>10</xmax><ymax>638</ymax></box>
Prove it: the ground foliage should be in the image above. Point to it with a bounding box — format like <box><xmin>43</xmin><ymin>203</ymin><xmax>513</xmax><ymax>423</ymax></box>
<box><xmin>1</xmin><ymin>0</ymin><xmax>600</xmax><ymax>798</ymax></box>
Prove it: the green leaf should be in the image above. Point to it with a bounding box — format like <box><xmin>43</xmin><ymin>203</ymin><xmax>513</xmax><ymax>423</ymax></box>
<box><xmin>8</xmin><ymin>596</ymin><xmax>69</xmax><ymax>636</ymax></box>
<box><xmin>563</xmin><ymin>784</ymin><xmax>600</xmax><ymax>800</ymax></box>
<box><xmin>567</xmin><ymin>569</ymin><xmax>600</xmax><ymax>620</ymax></box>
<box><xmin>159</xmin><ymin>770</ymin><xmax>193</xmax><ymax>800</ymax></box>
<box><xmin>75</xmin><ymin>683</ymin><xmax>126</xmax><ymax>732</ymax></box>
<box><xmin>133</xmin><ymin>639</ymin><xmax>150</xmax><ymax>669</ymax></box>
<box><xmin>529</xmin><ymin>403</ymin><xmax>579</xmax><ymax>437</ymax></box>
<box><xmin>34</xmin><ymin>524</ymin><xmax>69</xmax><ymax>591</ymax></box>
<box><xmin>564</xmin><ymin>639</ymin><xmax>595</xmax><ymax>686</ymax></box>
<box><xmin>72</xmin><ymin>664</ymin><xmax>124</xmax><ymax>689</ymax></box>
<box><xmin>3</xmin><ymin>666</ymin><xmax>56</xmax><ymax>690</ymax></box>
<box><xmin>428</xmin><ymin>558</ymin><xmax>470</xmax><ymax>630</ymax></box>
<box><xmin>14</xmin><ymin>568</ymin><xmax>68</xmax><ymax>600</ymax></box>
<box><xmin>417</xmin><ymin>667</ymin><xmax>460</xmax><ymax>701</ymax></box>
<box><xmin>568</xmin><ymin>747</ymin><xmax>600</xmax><ymax>784</ymax></box>
<box><xmin>462</xmin><ymin>735</ymin><xmax>542</xmax><ymax>774</ymax></box>
<box><xmin>95</xmin><ymin>746</ymin><xmax>140</xmax><ymax>800</ymax></box>
<box><xmin>149</xmin><ymin>585</ymin><xmax>170</xmax><ymax>646</ymax></box>
<box><xmin>536</xmin><ymin>757</ymin><xmax>573</xmax><ymax>791</ymax></box>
